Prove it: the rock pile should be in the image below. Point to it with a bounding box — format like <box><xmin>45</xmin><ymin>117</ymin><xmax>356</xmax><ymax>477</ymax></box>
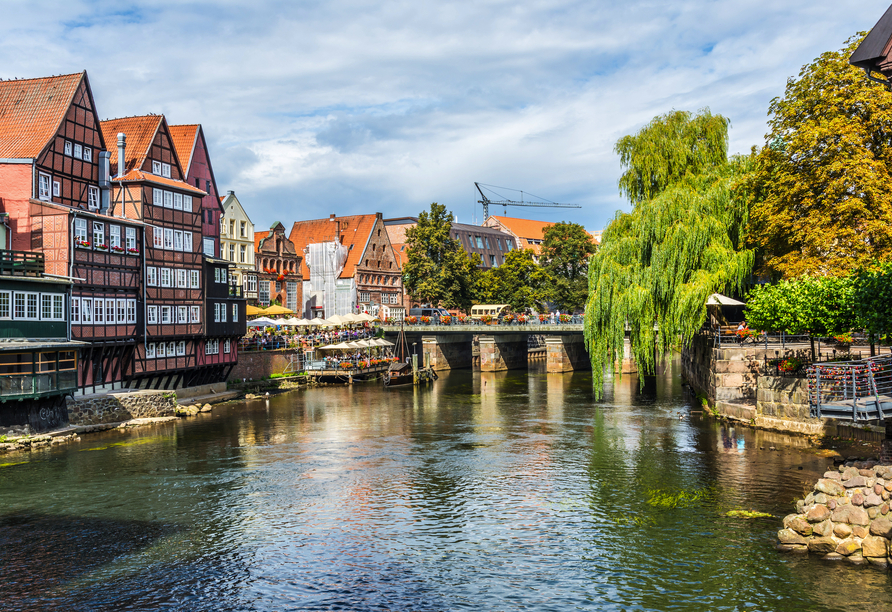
<box><xmin>778</xmin><ymin>460</ymin><xmax>892</xmax><ymax>567</ymax></box>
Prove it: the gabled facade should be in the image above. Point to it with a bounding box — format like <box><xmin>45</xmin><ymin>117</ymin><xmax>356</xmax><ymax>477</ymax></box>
<box><xmin>169</xmin><ymin>124</ymin><xmax>223</xmax><ymax>258</ymax></box>
<box><xmin>289</xmin><ymin>213</ymin><xmax>403</xmax><ymax>319</ymax></box>
<box><xmin>254</xmin><ymin>222</ymin><xmax>302</xmax><ymax>311</ymax></box>
<box><xmin>220</xmin><ymin>191</ymin><xmax>257</xmax><ymax>302</ymax></box>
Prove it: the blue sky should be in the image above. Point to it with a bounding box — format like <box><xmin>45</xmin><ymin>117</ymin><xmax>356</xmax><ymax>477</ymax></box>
<box><xmin>2</xmin><ymin>0</ymin><xmax>889</xmax><ymax>232</ymax></box>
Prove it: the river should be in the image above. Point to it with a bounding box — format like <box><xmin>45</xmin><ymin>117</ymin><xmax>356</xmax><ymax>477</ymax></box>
<box><xmin>1</xmin><ymin>360</ymin><xmax>891</xmax><ymax>611</ymax></box>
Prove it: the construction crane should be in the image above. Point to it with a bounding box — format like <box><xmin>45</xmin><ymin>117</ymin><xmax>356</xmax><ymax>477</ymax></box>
<box><xmin>474</xmin><ymin>182</ymin><xmax>581</xmax><ymax>222</ymax></box>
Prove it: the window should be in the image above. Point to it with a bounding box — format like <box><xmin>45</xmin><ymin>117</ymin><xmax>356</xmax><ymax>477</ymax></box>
<box><xmin>82</xmin><ymin>297</ymin><xmax>93</xmax><ymax>324</ymax></box>
<box><xmin>94</xmin><ymin>298</ymin><xmax>104</xmax><ymax>324</ymax></box>
<box><xmin>147</xmin><ymin>306</ymin><xmax>158</xmax><ymax>324</ymax></box>
<box><xmin>177</xmin><ymin>341</ymin><xmax>185</xmax><ymax>356</ymax></box>
<box><xmin>174</xmin><ymin>193</ymin><xmax>183</xmax><ymax>210</ymax></box>
<box><xmin>146</xmin><ymin>343</ymin><xmax>155</xmax><ymax>359</ymax></box>
<box><xmin>224</xmin><ymin>339</ymin><xmax>231</xmax><ymax>354</ymax></box>
<box><xmin>162</xmin><ymin>163</ymin><xmax>171</xmax><ymax>178</ymax></box>
<box><xmin>83</xmin><ymin>147</ymin><xmax>92</xmax><ymax>163</ymax></box>
<box><xmin>75</xmin><ymin>218</ymin><xmax>88</xmax><ymax>243</ymax></box>
<box><xmin>153</xmin><ymin>226</ymin><xmax>163</xmax><ymax>249</ymax></box>
<box><xmin>184</xmin><ymin>231</ymin><xmax>192</xmax><ymax>252</ymax></box>
<box><xmin>147</xmin><ymin>267</ymin><xmax>158</xmax><ymax>286</ymax></box>
<box><xmin>183</xmin><ymin>195</ymin><xmax>192</xmax><ymax>212</ymax></box>
<box><xmin>176</xmin><ymin>269</ymin><xmax>187</xmax><ymax>288</ymax></box>
<box><xmin>164</xmin><ymin>191</ymin><xmax>173</xmax><ymax>209</ymax></box>
<box><xmin>152</xmin><ymin>161</ymin><xmax>162</xmax><ymax>175</ymax></box>
<box><xmin>161</xmin><ymin>306</ymin><xmax>171</xmax><ymax>324</ymax></box>
<box><xmin>214</xmin><ymin>303</ymin><xmax>220</xmax><ymax>323</ymax></box>
<box><xmin>26</xmin><ymin>293</ymin><xmax>38</xmax><ymax>320</ymax></box>
<box><xmin>64</xmin><ymin>141</ymin><xmax>72</xmax><ymax>156</ymax></box>
<box><xmin>244</xmin><ymin>275</ymin><xmax>257</xmax><ymax>293</ymax></box>
<box><xmin>359</xmin><ymin>292</ymin><xmax>370</xmax><ymax>303</ymax></box>
<box><xmin>174</xmin><ymin>230</ymin><xmax>183</xmax><ymax>251</ymax></box>
<box><xmin>38</xmin><ymin>173</ymin><xmax>51</xmax><ymax>201</ymax></box>
<box><xmin>126</xmin><ymin>227</ymin><xmax>137</xmax><ymax>250</ymax></box>
<box><xmin>164</xmin><ymin>229</ymin><xmax>173</xmax><ymax>250</ymax></box>
<box><xmin>71</xmin><ymin>297</ymin><xmax>80</xmax><ymax>324</ymax></box>
<box><xmin>156</xmin><ymin>342</ymin><xmax>165</xmax><ymax>358</ymax></box>
<box><xmin>88</xmin><ymin>186</ymin><xmax>99</xmax><ymax>210</ymax></box>
<box><xmin>190</xmin><ymin>305</ymin><xmax>200</xmax><ymax>323</ymax></box>
<box><xmin>177</xmin><ymin>306</ymin><xmax>188</xmax><ymax>324</ymax></box>
<box><xmin>41</xmin><ymin>295</ymin><xmax>53</xmax><ymax>320</ymax></box>
<box><xmin>110</xmin><ymin>225</ymin><xmax>121</xmax><ymax>249</ymax></box>
<box><xmin>153</xmin><ymin>188</ymin><xmax>163</xmax><ymax>206</ymax></box>
<box><xmin>190</xmin><ymin>270</ymin><xmax>200</xmax><ymax>289</ymax></box>
<box><xmin>161</xmin><ymin>268</ymin><xmax>171</xmax><ymax>287</ymax></box>
<box><xmin>53</xmin><ymin>295</ymin><xmax>63</xmax><ymax>320</ymax></box>
<box><xmin>240</xmin><ymin>244</ymin><xmax>246</xmax><ymax>263</ymax></box>
<box><xmin>232</xmin><ymin>303</ymin><xmax>238</xmax><ymax>322</ymax></box>
<box><xmin>127</xmin><ymin>300</ymin><xmax>136</xmax><ymax>323</ymax></box>
<box><xmin>73</xmin><ymin>143</ymin><xmax>82</xmax><ymax>159</ymax></box>
<box><xmin>93</xmin><ymin>222</ymin><xmax>105</xmax><ymax>248</ymax></box>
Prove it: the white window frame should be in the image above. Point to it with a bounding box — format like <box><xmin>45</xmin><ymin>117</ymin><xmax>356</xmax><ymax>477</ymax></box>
<box><xmin>152</xmin><ymin>160</ymin><xmax>162</xmax><ymax>175</ymax></box>
<box><xmin>88</xmin><ymin>186</ymin><xmax>99</xmax><ymax>210</ymax></box>
<box><xmin>38</xmin><ymin>173</ymin><xmax>51</xmax><ymax>201</ymax></box>
<box><xmin>190</xmin><ymin>305</ymin><xmax>200</xmax><ymax>323</ymax></box>
<box><xmin>147</xmin><ymin>305</ymin><xmax>158</xmax><ymax>324</ymax></box>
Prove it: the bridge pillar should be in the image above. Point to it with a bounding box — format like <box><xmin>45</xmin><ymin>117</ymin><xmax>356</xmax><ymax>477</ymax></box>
<box><xmin>545</xmin><ymin>335</ymin><xmax>591</xmax><ymax>373</ymax></box>
<box><xmin>421</xmin><ymin>334</ymin><xmax>473</xmax><ymax>371</ymax></box>
<box><xmin>479</xmin><ymin>335</ymin><xmax>528</xmax><ymax>371</ymax></box>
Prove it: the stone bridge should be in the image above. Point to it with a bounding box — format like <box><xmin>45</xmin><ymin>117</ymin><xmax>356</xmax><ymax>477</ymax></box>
<box><xmin>381</xmin><ymin>324</ymin><xmax>628</xmax><ymax>373</ymax></box>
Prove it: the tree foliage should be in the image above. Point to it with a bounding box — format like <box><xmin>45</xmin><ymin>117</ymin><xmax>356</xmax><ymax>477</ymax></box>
<box><xmin>584</xmin><ymin>109</ymin><xmax>754</xmax><ymax>397</ymax></box>
<box><xmin>744</xmin><ymin>276</ymin><xmax>856</xmax><ymax>337</ymax></box>
<box><xmin>540</xmin><ymin>221</ymin><xmax>597</xmax><ymax>313</ymax></box>
<box><xmin>476</xmin><ymin>249</ymin><xmax>552</xmax><ymax>312</ymax></box>
<box><xmin>746</xmin><ymin>34</ymin><xmax>892</xmax><ymax>278</ymax></box>
<box><xmin>403</xmin><ymin>203</ymin><xmax>481</xmax><ymax>311</ymax></box>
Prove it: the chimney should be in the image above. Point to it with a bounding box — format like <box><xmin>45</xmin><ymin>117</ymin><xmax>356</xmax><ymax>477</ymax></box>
<box><xmin>116</xmin><ymin>133</ymin><xmax>126</xmax><ymax>178</ymax></box>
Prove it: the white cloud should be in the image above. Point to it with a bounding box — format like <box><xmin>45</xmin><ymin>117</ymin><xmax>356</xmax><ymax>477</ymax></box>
<box><xmin>1</xmin><ymin>0</ymin><xmax>887</xmax><ymax>231</ymax></box>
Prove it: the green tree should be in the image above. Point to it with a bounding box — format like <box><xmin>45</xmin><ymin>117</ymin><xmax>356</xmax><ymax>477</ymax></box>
<box><xmin>540</xmin><ymin>221</ymin><xmax>597</xmax><ymax>312</ymax></box>
<box><xmin>403</xmin><ymin>203</ymin><xmax>481</xmax><ymax>311</ymax></box>
<box><xmin>747</xmin><ymin>34</ymin><xmax>892</xmax><ymax>278</ymax></box>
<box><xmin>584</xmin><ymin>109</ymin><xmax>754</xmax><ymax>397</ymax></box>
<box><xmin>477</xmin><ymin>249</ymin><xmax>552</xmax><ymax>311</ymax></box>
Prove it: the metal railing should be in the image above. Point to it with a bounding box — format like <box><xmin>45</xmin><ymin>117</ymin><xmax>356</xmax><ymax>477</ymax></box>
<box><xmin>0</xmin><ymin>249</ymin><xmax>45</xmax><ymax>276</ymax></box>
<box><xmin>807</xmin><ymin>354</ymin><xmax>892</xmax><ymax>421</ymax></box>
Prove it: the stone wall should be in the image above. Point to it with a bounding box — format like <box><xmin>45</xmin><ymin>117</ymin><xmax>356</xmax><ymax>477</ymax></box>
<box><xmin>227</xmin><ymin>350</ymin><xmax>298</xmax><ymax>381</ymax></box>
<box><xmin>778</xmin><ymin>461</ymin><xmax>892</xmax><ymax>568</ymax></box>
<box><xmin>67</xmin><ymin>389</ymin><xmax>176</xmax><ymax>426</ymax></box>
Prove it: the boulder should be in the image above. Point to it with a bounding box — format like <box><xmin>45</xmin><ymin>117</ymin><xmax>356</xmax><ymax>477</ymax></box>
<box><xmin>833</xmin><ymin>523</ymin><xmax>853</xmax><ymax>539</ymax></box>
<box><xmin>807</xmin><ymin>537</ymin><xmax>838</xmax><ymax>555</ymax></box>
<box><xmin>869</xmin><ymin>517</ymin><xmax>892</xmax><ymax>538</ymax></box>
<box><xmin>815</xmin><ymin>479</ymin><xmax>845</xmax><ymax>497</ymax></box>
<box><xmin>789</xmin><ymin>516</ymin><xmax>813</xmax><ymax>536</ymax></box>
<box><xmin>806</xmin><ymin>505</ymin><xmax>830</xmax><ymax>523</ymax></box>
<box><xmin>862</xmin><ymin>536</ymin><xmax>889</xmax><ymax>558</ymax></box>
<box><xmin>844</xmin><ymin>476</ymin><xmax>868</xmax><ymax>489</ymax></box>
<box><xmin>778</xmin><ymin>529</ymin><xmax>808</xmax><ymax>545</ymax></box>
<box><xmin>831</xmin><ymin>505</ymin><xmax>870</xmax><ymax>526</ymax></box>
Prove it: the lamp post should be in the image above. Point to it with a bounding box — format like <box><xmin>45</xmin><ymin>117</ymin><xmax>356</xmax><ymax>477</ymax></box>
<box><xmin>850</xmin><ymin>5</ymin><xmax>892</xmax><ymax>88</ymax></box>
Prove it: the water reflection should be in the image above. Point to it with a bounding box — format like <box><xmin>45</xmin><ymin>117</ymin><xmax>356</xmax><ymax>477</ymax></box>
<box><xmin>0</xmin><ymin>360</ymin><xmax>890</xmax><ymax>611</ymax></box>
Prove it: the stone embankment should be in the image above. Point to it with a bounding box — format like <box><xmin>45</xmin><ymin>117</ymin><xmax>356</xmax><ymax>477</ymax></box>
<box><xmin>778</xmin><ymin>460</ymin><xmax>892</xmax><ymax>567</ymax></box>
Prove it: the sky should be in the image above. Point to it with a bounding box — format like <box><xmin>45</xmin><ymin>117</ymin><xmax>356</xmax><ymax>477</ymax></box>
<box><xmin>1</xmin><ymin>0</ymin><xmax>889</xmax><ymax>233</ymax></box>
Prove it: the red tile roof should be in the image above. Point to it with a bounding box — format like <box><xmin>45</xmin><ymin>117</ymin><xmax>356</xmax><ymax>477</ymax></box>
<box><xmin>114</xmin><ymin>169</ymin><xmax>206</xmax><ymax>195</ymax></box>
<box><xmin>168</xmin><ymin>124</ymin><xmax>198</xmax><ymax>175</ymax></box>
<box><xmin>0</xmin><ymin>72</ymin><xmax>85</xmax><ymax>158</ymax></box>
<box><xmin>100</xmin><ymin>115</ymin><xmax>162</xmax><ymax>174</ymax></box>
<box><xmin>289</xmin><ymin>214</ymin><xmax>379</xmax><ymax>279</ymax></box>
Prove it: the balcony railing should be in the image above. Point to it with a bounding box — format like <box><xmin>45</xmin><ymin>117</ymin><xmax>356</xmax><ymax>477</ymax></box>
<box><xmin>0</xmin><ymin>249</ymin><xmax>45</xmax><ymax>276</ymax></box>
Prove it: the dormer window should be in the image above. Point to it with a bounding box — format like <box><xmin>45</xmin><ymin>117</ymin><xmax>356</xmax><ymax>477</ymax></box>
<box><xmin>152</xmin><ymin>160</ymin><xmax>162</xmax><ymax>175</ymax></box>
<box><xmin>73</xmin><ymin>144</ymin><xmax>83</xmax><ymax>159</ymax></box>
<box><xmin>161</xmin><ymin>163</ymin><xmax>171</xmax><ymax>178</ymax></box>
<box><xmin>64</xmin><ymin>141</ymin><xmax>72</xmax><ymax>156</ymax></box>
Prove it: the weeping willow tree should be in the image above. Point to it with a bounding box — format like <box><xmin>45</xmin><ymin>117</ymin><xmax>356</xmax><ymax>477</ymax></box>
<box><xmin>584</xmin><ymin>109</ymin><xmax>754</xmax><ymax>397</ymax></box>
